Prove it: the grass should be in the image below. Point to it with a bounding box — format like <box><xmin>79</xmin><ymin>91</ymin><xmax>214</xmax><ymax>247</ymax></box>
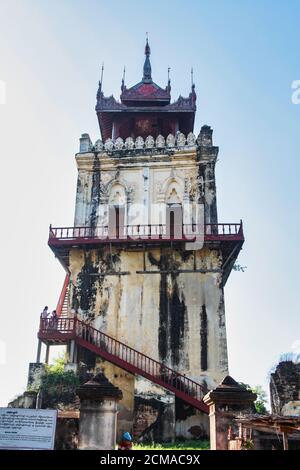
<box><xmin>133</xmin><ymin>439</ymin><xmax>210</xmax><ymax>450</ymax></box>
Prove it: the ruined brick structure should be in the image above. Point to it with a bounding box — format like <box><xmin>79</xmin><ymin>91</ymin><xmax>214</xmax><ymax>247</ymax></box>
<box><xmin>40</xmin><ymin>40</ymin><xmax>244</xmax><ymax>440</ymax></box>
<box><xmin>270</xmin><ymin>361</ymin><xmax>300</xmax><ymax>416</ymax></box>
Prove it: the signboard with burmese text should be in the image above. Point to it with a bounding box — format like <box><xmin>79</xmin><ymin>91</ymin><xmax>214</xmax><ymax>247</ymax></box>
<box><xmin>0</xmin><ymin>408</ymin><xmax>57</xmax><ymax>450</ymax></box>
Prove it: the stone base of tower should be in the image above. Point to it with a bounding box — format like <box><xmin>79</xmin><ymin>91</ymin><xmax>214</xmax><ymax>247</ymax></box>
<box><xmin>175</xmin><ymin>400</ymin><xmax>209</xmax><ymax>440</ymax></box>
<box><xmin>133</xmin><ymin>377</ymin><xmax>176</xmax><ymax>442</ymax></box>
<box><xmin>93</xmin><ymin>360</ymin><xmax>209</xmax><ymax>442</ymax></box>
<box><xmin>132</xmin><ymin>391</ymin><xmax>209</xmax><ymax>442</ymax></box>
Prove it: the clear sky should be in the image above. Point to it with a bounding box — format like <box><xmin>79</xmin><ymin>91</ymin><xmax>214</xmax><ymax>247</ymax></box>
<box><xmin>0</xmin><ymin>0</ymin><xmax>299</xmax><ymax>406</ymax></box>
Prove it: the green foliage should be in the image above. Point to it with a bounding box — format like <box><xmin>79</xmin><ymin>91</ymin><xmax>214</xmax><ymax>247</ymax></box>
<box><xmin>41</xmin><ymin>369</ymin><xmax>79</xmax><ymax>391</ymax></box>
<box><xmin>239</xmin><ymin>382</ymin><xmax>268</xmax><ymax>414</ymax></box>
<box><xmin>133</xmin><ymin>440</ymin><xmax>210</xmax><ymax>450</ymax></box>
<box><xmin>46</xmin><ymin>353</ymin><xmax>66</xmax><ymax>373</ymax></box>
<box><xmin>38</xmin><ymin>354</ymin><xmax>79</xmax><ymax>408</ymax></box>
<box><xmin>241</xmin><ymin>439</ymin><xmax>254</xmax><ymax>450</ymax></box>
<box><xmin>251</xmin><ymin>385</ymin><xmax>268</xmax><ymax>414</ymax></box>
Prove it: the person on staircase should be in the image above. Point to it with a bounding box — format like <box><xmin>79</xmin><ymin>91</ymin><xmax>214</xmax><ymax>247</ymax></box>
<box><xmin>41</xmin><ymin>306</ymin><xmax>49</xmax><ymax>319</ymax></box>
<box><xmin>50</xmin><ymin>310</ymin><xmax>58</xmax><ymax>329</ymax></box>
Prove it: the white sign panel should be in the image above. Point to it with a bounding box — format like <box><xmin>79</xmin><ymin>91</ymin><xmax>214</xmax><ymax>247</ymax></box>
<box><xmin>0</xmin><ymin>408</ymin><xmax>57</xmax><ymax>450</ymax></box>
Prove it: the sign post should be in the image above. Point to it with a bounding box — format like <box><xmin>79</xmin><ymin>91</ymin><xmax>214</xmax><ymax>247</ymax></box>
<box><xmin>0</xmin><ymin>408</ymin><xmax>57</xmax><ymax>450</ymax></box>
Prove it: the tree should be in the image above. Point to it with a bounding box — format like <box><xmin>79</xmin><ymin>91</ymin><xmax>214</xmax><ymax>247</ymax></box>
<box><xmin>251</xmin><ymin>385</ymin><xmax>268</xmax><ymax>414</ymax></box>
<box><xmin>239</xmin><ymin>382</ymin><xmax>268</xmax><ymax>414</ymax></box>
<box><xmin>28</xmin><ymin>353</ymin><xmax>79</xmax><ymax>408</ymax></box>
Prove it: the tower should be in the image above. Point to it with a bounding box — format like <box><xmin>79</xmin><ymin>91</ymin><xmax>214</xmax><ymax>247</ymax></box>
<box><xmin>42</xmin><ymin>40</ymin><xmax>244</xmax><ymax>440</ymax></box>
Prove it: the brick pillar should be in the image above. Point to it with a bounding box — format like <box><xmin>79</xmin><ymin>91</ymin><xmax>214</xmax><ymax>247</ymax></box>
<box><xmin>203</xmin><ymin>376</ymin><xmax>256</xmax><ymax>450</ymax></box>
<box><xmin>77</xmin><ymin>372</ymin><xmax>123</xmax><ymax>450</ymax></box>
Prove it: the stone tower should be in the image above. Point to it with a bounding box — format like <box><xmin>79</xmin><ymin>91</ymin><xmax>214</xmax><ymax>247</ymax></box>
<box><xmin>47</xmin><ymin>40</ymin><xmax>244</xmax><ymax>440</ymax></box>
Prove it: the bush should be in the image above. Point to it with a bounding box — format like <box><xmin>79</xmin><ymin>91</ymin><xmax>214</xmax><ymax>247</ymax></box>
<box><xmin>38</xmin><ymin>355</ymin><xmax>79</xmax><ymax>408</ymax></box>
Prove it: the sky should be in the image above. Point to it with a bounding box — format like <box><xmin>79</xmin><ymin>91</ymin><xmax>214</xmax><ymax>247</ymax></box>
<box><xmin>0</xmin><ymin>0</ymin><xmax>299</xmax><ymax>407</ymax></box>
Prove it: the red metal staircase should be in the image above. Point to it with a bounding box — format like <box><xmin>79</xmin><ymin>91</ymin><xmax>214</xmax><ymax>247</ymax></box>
<box><xmin>38</xmin><ymin>316</ymin><xmax>209</xmax><ymax>413</ymax></box>
<box><xmin>56</xmin><ymin>274</ymin><xmax>70</xmax><ymax>317</ymax></box>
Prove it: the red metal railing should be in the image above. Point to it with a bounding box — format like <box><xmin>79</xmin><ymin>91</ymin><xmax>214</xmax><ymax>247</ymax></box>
<box><xmin>38</xmin><ymin>317</ymin><xmax>76</xmax><ymax>341</ymax></box>
<box><xmin>56</xmin><ymin>274</ymin><xmax>70</xmax><ymax>316</ymax></box>
<box><xmin>38</xmin><ymin>316</ymin><xmax>209</xmax><ymax>413</ymax></box>
<box><xmin>49</xmin><ymin>222</ymin><xmax>243</xmax><ymax>243</ymax></box>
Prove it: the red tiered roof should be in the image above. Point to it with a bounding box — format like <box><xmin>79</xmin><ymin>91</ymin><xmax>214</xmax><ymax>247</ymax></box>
<box><xmin>96</xmin><ymin>39</ymin><xmax>196</xmax><ymax>141</ymax></box>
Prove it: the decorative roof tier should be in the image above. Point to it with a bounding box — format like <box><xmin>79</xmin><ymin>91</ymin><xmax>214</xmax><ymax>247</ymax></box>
<box><xmin>96</xmin><ymin>39</ymin><xmax>196</xmax><ymax>142</ymax></box>
<box><xmin>120</xmin><ymin>81</ymin><xmax>171</xmax><ymax>106</ymax></box>
<box><xmin>120</xmin><ymin>38</ymin><xmax>170</xmax><ymax>105</ymax></box>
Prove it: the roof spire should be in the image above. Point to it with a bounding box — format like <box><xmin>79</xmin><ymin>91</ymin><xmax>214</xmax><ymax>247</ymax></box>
<box><xmin>99</xmin><ymin>62</ymin><xmax>104</xmax><ymax>91</ymax></box>
<box><xmin>190</xmin><ymin>67</ymin><xmax>196</xmax><ymax>106</ymax></box>
<box><xmin>143</xmin><ymin>34</ymin><xmax>152</xmax><ymax>82</ymax></box>
<box><xmin>167</xmin><ymin>66</ymin><xmax>171</xmax><ymax>93</ymax></box>
<box><xmin>121</xmin><ymin>66</ymin><xmax>126</xmax><ymax>92</ymax></box>
<box><xmin>97</xmin><ymin>62</ymin><xmax>104</xmax><ymax>101</ymax></box>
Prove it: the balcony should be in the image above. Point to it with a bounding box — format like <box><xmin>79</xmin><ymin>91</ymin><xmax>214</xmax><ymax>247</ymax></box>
<box><xmin>48</xmin><ymin>222</ymin><xmax>244</xmax><ymax>284</ymax></box>
<box><xmin>49</xmin><ymin>222</ymin><xmax>243</xmax><ymax>245</ymax></box>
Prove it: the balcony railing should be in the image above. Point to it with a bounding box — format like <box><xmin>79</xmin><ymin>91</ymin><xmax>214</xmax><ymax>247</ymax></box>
<box><xmin>49</xmin><ymin>222</ymin><xmax>244</xmax><ymax>244</ymax></box>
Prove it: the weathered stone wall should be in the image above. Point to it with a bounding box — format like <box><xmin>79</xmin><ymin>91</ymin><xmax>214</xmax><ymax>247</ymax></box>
<box><xmin>74</xmin><ymin>143</ymin><xmax>218</xmax><ymax>232</ymax></box>
<box><xmin>175</xmin><ymin>398</ymin><xmax>209</xmax><ymax>440</ymax></box>
<box><xmin>55</xmin><ymin>418</ymin><xmax>78</xmax><ymax>450</ymax></box>
<box><xmin>68</xmin><ymin>130</ymin><xmax>228</xmax><ymax>438</ymax></box>
<box><xmin>270</xmin><ymin>361</ymin><xmax>300</xmax><ymax>415</ymax></box>
<box><xmin>70</xmin><ymin>247</ymin><xmax>228</xmax><ymax>385</ymax></box>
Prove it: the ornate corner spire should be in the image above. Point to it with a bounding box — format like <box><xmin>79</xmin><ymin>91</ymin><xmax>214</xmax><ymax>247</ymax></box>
<box><xmin>97</xmin><ymin>63</ymin><xmax>104</xmax><ymax>101</ymax></box>
<box><xmin>167</xmin><ymin>66</ymin><xmax>171</xmax><ymax>93</ymax></box>
<box><xmin>99</xmin><ymin>63</ymin><xmax>104</xmax><ymax>90</ymax></box>
<box><xmin>190</xmin><ymin>67</ymin><xmax>196</xmax><ymax>106</ymax></box>
<box><xmin>143</xmin><ymin>35</ymin><xmax>152</xmax><ymax>82</ymax></box>
<box><xmin>121</xmin><ymin>66</ymin><xmax>126</xmax><ymax>92</ymax></box>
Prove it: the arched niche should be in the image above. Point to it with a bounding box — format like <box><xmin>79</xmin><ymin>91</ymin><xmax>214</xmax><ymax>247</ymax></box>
<box><xmin>165</xmin><ymin>179</ymin><xmax>183</xmax><ymax>239</ymax></box>
<box><xmin>108</xmin><ymin>183</ymin><xmax>127</xmax><ymax>239</ymax></box>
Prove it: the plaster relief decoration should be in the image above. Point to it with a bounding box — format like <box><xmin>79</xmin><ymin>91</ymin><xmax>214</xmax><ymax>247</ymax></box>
<box><xmin>126</xmin><ymin>185</ymin><xmax>135</xmax><ymax>203</ymax></box>
<box><xmin>99</xmin><ymin>172</ymin><xmax>116</xmax><ymax>204</ymax></box>
<box><xmin>94</xmin><ymin>139</ymin><xmax>103</xmax><ymax>151</ymax></box>
<box><xmin>80</xmin><ymin>133</ymin><xmax>199</xmax><ymax>154</ymax></box>
<box><xmin>155</xmin><ymin>134</ymin><xmax>165</xmax><ymax>148</ymax></box>
<box><xmin>176</xmin><ymin>132</ymin><xmax>186</xmax><ymax>147</ymax></box>
<box><xmin>166</xmin><ymin>187</ymin><xmax>181</xmax><ymax>204</ymax></box>
<box><xmin>114</xmin><ymin>137</ymin><xmax>124</xmax><ymax>150</ymax></box>
<box><xmin>135</xmin><ymin>136</ymin><xmax>144</xmax><ymax>149</ymax></box>
<box><xmin>109</xmin><ymin>183</ymin><xmax>127</xmax><ymax>206</ymax></box>
<box><xmin>145</xmin><ymin>135</ymin><xmax>155</xmax><ymax>148</ymax></box>
<box><xmin>106</xmin><ymin>173</ymin><xmax>135</xmax><ymax>205</ymax></box>
<box><xmin>184</xmin><ymin>175</ymin><xmax>204</xmax><ymax>202</ymax></box>
<box><xmin>166</xmin><ymin>133</ymin><xmax>175</xmax><ymax>148</ymax></box>
<box><xmin>104</xmin><ymin>138</ymin><xmax>114</xmax><ymax>151</ymax></box>
<box><xmin>186</xmin><ymin>132</ymin><xmax>196</xmax><ymax>146</ymax></box>
<box><xmin>99</xmin><ymin>180</ymin><xmax>109</xmax><ymax>203</ymax></box>
<box><xmin>161</xmin><ymin>171</ymin><xmax>184</xmax><ymax>205</ymax></box>
<box><xmin>125</xmin><ymin>137</ymin><xmax>135</xmax><ymax>149</ymax></box>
